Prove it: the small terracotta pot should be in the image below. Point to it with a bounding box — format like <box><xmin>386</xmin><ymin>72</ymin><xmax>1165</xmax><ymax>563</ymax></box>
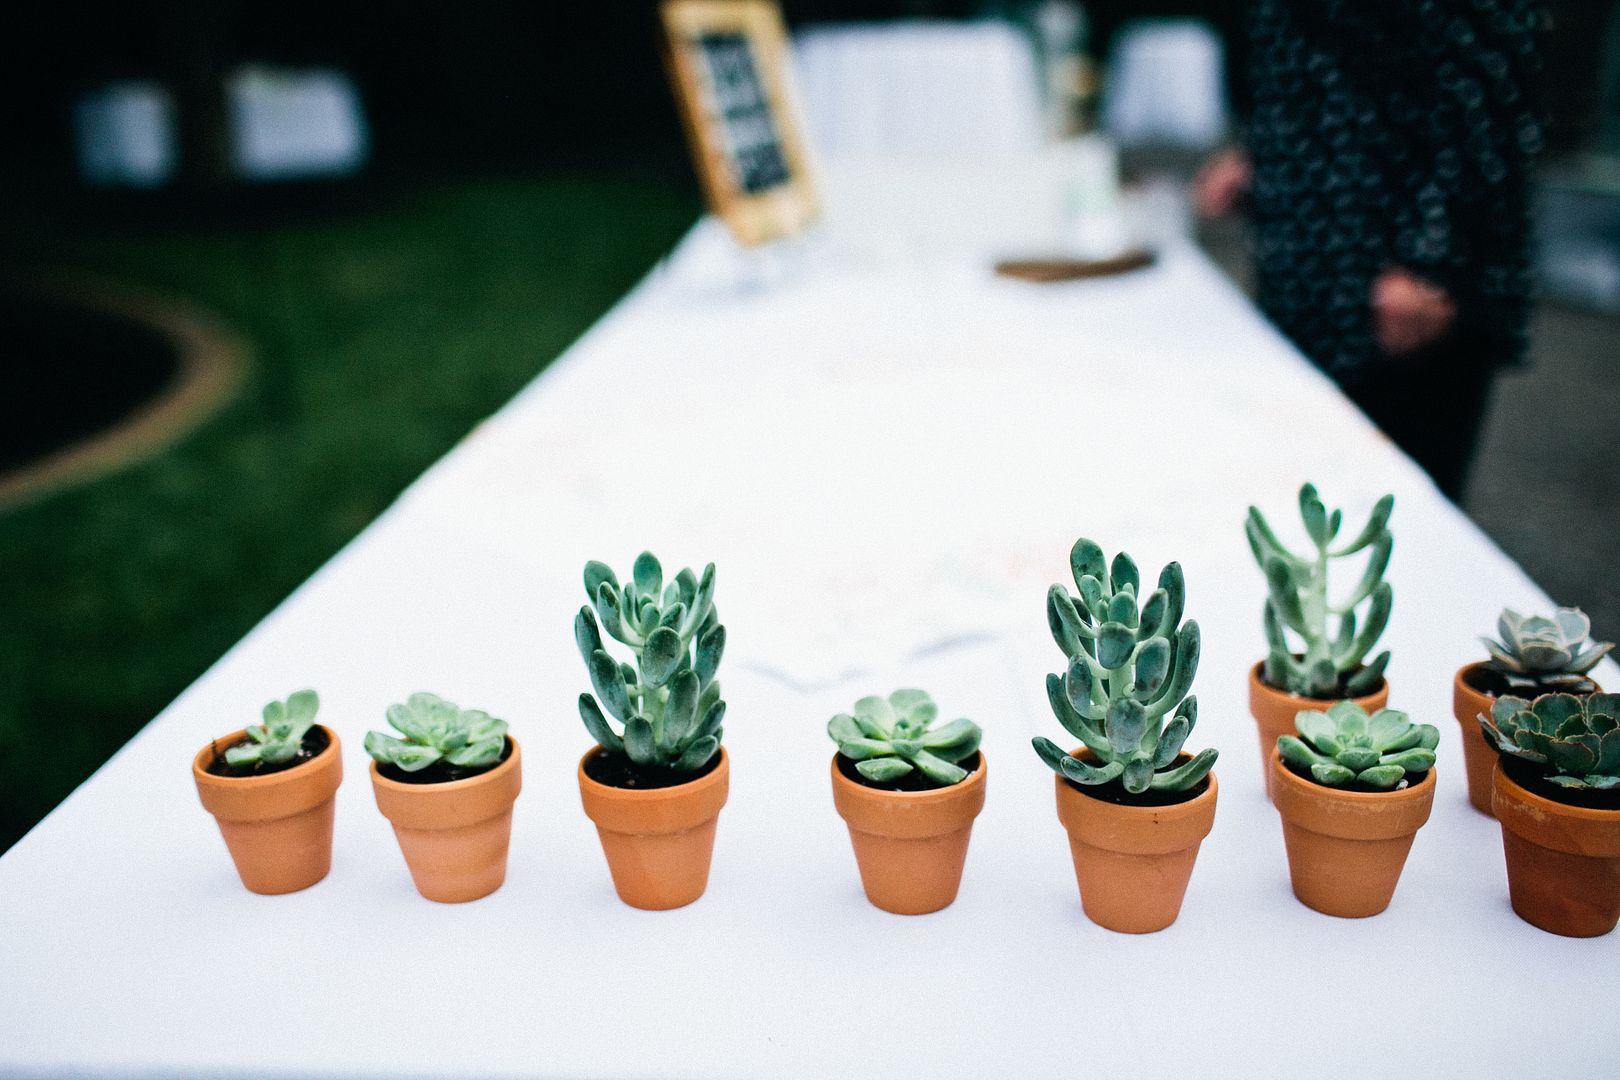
<box><xmin>830</xmin><ymin>752</ymin><xmax>987</xmax><ymax>915</ymax></box>
<box><xmin>1053</xmin><ymin>750</ymin><xmax>1218</xmax><ymax>934</ymax></box>
<box><xmin>1453</xmin><ymin>663</ymin><xmax>1500</xmax><ymax>817</ymax></box>
<box><xmin>1493</xmin><ymin>761</ymin><xmax>1620</xmax><ymax>937</ymax></box>
<box><xmin>370</xmin><ymin>738</ymin><xmax>522</xmax><ymax>903</ymax></box>
<box><xmin>1249</xmin><ymin>662</ymin><xmax>1388</xmax><ymax>800</ymax></box>
<box><xmin>1271</xmin><ymin>748</ymin><xmax>1435</xmax><ymax>917</ymax></box>
<box><xmin>1455</xmin><ymin>665</ymin><xmax>1604</xmax><ymax>818</ymax></box>
<box><xmin>578</xmin><ymin>746</ymin><xmax>729</xmax><ymax>910</ymax></box>
<box><xmin>193</xmin><ymin>726</ymin><xmax>343</xmax><ymax>894</ymax></box>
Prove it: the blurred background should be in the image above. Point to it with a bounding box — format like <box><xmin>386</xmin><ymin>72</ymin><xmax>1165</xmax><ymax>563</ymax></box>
<box><xmin>1</xmin><ymin>0</ymin><xmax>1616</xmax><ymax>852</ymax></box>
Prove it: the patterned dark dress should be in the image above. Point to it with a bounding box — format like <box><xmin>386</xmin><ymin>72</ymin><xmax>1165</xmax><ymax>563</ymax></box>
<box><xmin>1244</xmin><ymin>1</ymin><xmax>1546</xmax><ymax>494</ymax></box>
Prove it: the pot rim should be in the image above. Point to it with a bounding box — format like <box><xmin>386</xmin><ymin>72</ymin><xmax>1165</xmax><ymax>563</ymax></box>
<box><xmin>1248</xmin><ymin>660</ymin><xmax>1388</xmax><ymax>706</ymax></box>
<box><xmin>193</xmin><ymin>724</ymin><xmax>340</xmax><ymax>790</ymax></box>
<box><xmin>1270</xmin><ymin>745</ymin><xmax>1436</xmax><ymax>805</ymax></box>
<box><xmin>369</xmin><ymin>735</ymin><xmax>522</xmax><ymax>796</ymax></box>
<box><xmin>1493</xmin><ymin>756</ymin><xmax>1620</xmax><ymax>823</ymax></box>
<box><xmin>1058</xmin><ymin>747</ymin><xmax>1218</xmax><ymax>816</ymax></box>
<box><xmin>1454</xmin><ymin>662</ymin><xmax>1495</xmax><ymax>710</ymax></box>
<box><xmin>577</xmin><ymin>744</ymin><xmax>730</xmax><ymax>802</ymax></box>
<box><xmin>829</xmin><ymin>749</ymin><xmax>986</xmax><ymax>803</ymax></box>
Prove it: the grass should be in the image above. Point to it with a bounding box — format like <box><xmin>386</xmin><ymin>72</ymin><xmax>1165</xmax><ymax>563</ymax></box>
<box><xmin>0</xmin><ymin>176</ymin><xmax>697</xmax><ymax>852</ymax></box>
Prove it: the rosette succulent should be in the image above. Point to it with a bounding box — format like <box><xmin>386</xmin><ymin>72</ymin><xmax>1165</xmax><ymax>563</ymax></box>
<box><xmin>828</xmin><ymin>690</ymin><xmax>982</xmax><ymax>786</ymax></box>
<box><xmin>1031</xmin><ymin>539</ymin><xmax>1217</xmax><ymax>794</ymax></box>
<box><xmin>576</xmin><ymin>552</ymin><xmax>726</xmax><ymax>775</ymax></box>
<box><xmin>1480</xmin><ymin>693</ymin><xmax>1620</xmax><ymax>790</ymax></box>
<box><xmin>1278</xmin><ymin>701</ymin><xmax>1438</xmax><ymax>790</ymax></box>
<box><xmin>1482</xmin><ymin>608</ymin><xmax>1612</xmax><ymax>695</ymax></box>
<box><xmin>364</xmin><ymin>692</ymin><xmax>509</xmax><ymax>774</ymax></box>
<box><xmin>224</xmin><ymin>689</ymin><xmax>321</xmax><ymax>769</ymax></box>
<box><xmin>1247</xmin><ymin>484</ymin><xmax>1394</xmax><ymax>699</ymax></box>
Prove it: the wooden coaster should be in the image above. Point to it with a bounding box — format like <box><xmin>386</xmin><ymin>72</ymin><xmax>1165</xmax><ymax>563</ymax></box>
<box><xmin>994</xmin><ymin>249</ymin><xmax>1156</xmax><ymax>283</ymax></box>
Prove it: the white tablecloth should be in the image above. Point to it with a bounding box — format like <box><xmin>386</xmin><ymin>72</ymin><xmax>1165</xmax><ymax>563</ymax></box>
<box><xmin>2</xmin><ymin>161</ymin><xmax>1614</xmax><ymax>1080</ymax></box>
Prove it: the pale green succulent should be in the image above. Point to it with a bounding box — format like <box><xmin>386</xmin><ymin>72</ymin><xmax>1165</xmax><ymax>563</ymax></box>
<box><xmin>576</xmin><ymin>552</ymin><xmax>725</xmax><ymax>775</ymax></box>
<box><xmin>1278</xmin><ymin>701</ymin><xmax>1438</xmax><ymax>790</ymax></box>
<box><xmin>225</xmin><ymin>689</ymin><xmax>321</xmax><ymax>768</ymax></box>
<box><xmin>828</xmin><ymin>690</ymin><xmax>982</xmax><ymax>786</ymax></box>
<box><xmin>1481</xmin><ymin>693</ymin><xmax>1620</xmax><ymax>791</ymax></box>
<box><xmin>1247</xmin><ymin>484</ymin><xmax>1393</xmax><ymax>699</ymax></box>
<box><xmin>1031</xmin><ymin>539</ymin><xmax>1217</xmax><ymax>794</ymax></box>
<box><xmin>1482</xmin><ymin>608</ymin><xmax>1612</xmax><ymax>695</ymax></box>
<box><xmin>364</xmin><ymin>692</ymin><xmax>509</xmax><ymax>773</ymax></box>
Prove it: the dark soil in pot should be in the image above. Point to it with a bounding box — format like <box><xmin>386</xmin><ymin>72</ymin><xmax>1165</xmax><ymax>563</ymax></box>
<box><xmin>584</xmin><ymin>746</ymin><xmax>723</xmax><ymax>790</ymax></box>
<box><xmin>836</xmin><ymin>751</ymin><xmax>982</xmax><ymax>792</ymax></box>
<box><xmin>205</xmin><ymin>726</ymin><xmax>330</xmax><ymax>778</ymax></box>
<box><xmin>1501</xmin><ymin>755</ymin><xmax>1620</xmax><ymax>811</ymax></box>
<box><xmin>376</xmin><ymin>737</ymin><xmax>514</xmax><ymax>785</ymax></box>
<box><xmin>1462</xmin><ymin>665</ymin><xmax>1599</xmax><ymax>701</ymax></box>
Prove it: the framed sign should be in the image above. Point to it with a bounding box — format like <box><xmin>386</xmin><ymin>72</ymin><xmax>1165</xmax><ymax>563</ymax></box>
<box><xmin>661</xmin><ymin>0</ymin><xmax>818</xmax><ymax>247</ymax></box>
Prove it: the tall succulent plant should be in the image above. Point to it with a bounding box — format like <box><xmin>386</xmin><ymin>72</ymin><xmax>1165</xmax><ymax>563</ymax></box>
<box><xmin>1482</xmin><ymin>608</ymin><xmax>1612</xmax><ymax>695</ymax></box>
<box><xmin>1481</xmin><ymin>693</ymin><xmax>1620</xmax><ymax>791</ymax></box>
<box><xmin>1247</xmin><ymin>484</ymin><xmax>1393</xmax><ymax>699</ymax></box>
<box><xmin>1279</xmin><ymin>701</ymin><xmax>1438</xmax><ymax>790</ymax></box>
<box><xmin>829</xmin><ymin>690</ymin><xmax>982</xmax><ymax>786</ymax></box>
<box><xmin>225</xmin><ymin>690</ymin><xmax>321</xmax><ymax>769</ymax></box>
<box><xmin>576</xmin><ymin>552</ymin><xmax>726</xmax><ymax>775</ymax></box>
<box><xmin>1032</xmin><ymin>539</ymin><xmax>1216</xmax><ymax>794</ymax></box>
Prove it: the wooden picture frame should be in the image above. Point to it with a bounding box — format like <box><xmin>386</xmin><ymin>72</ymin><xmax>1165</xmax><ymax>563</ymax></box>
<box><xmin>660</xmin><ymin>0</ymin><xmax>818</xmax><ymax>247</ymax></box>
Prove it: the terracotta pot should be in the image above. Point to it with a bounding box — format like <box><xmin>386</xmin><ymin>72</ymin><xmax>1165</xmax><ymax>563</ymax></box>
<box><xmin>193</xmin><ymin>726</ymin><xmax>343</xmax><ymax>894</ymax></box>
<box><xmin>1052</xmin><ymin>750</ymin><xmax>1218</xmax><ymax>934</ymax></box>
<box><xmin>578</xmin><ymin>746</ymin><xmax>729</xmax><ymax>910</ymax></box>
<box><xmin>1493</xmin><ymin>760</ymin><xmax>1620</xmax><ymax>937</ymax></box>
<box><xmin>1453</xmin><ymin>663</ymin><xmax>1500</xmax><ymax>817</ymax></box>
<box><xmin>1249</xmin><ymin>662</ymin><xmax>1388</xmax><ymax>800</ymax></box>
<box><xmin>1271</xmin><ymin>748</ymin><xmax>1435</xmax><ymax>917</ymax></box>
<box><xmin>830</xmin><ymin>752</ymin><xmax>987</xmax><ymax>915</ymax></box>
<box><xmin>1454</xmin><ymin>664</ymin><xmax>1604</xmax><ymax>818</ymax></box>
<box><xmin>370</xmin><ymin>738</ymin><xmax>522</xmax><ymax>903</ymax></box>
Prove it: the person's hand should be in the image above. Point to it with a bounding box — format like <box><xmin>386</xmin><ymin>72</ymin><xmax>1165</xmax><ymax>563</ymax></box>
<box><xmin>1371</xmin><ymin>268</ymin><xmax>1456</xmax><ymax>355</ymax></box>
<box><xmin>1193</xmin><ymin>148</ymin><xmax>1252</xmax><ymax>218</ymax></box>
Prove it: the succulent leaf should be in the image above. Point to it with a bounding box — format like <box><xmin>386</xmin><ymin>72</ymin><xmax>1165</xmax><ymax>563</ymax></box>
<box><xmin>1252</xmin><ymin>485</ymin><xmax>1396</xmax><ymax>697</ymax></box>
<box><xmin>365</xmin><ymin>693</ymin><xmax>507</xmax><ymax>776</ymax></box>
<box><xmin>1283</xmin><ymin>702</ymin><xmax>1435</xmax><ymax>790</ymax></box>
<box><xmin>575</xmin><ymin>554</ymin><xmax>728</xmax><ymax>773</ymax></box>
<box><xmin>829</xmin><ymin>690</ymin><xmax>981</xmax><ymax>788</ymax></box>
<box><xmin>1034</xmin><ymin>543</ymin><xmax>1216</xmax><ymax>795</ymax></box>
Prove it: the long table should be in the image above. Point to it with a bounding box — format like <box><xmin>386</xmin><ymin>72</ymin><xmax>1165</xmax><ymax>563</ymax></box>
<box><xmin>3</xmin><ymin>163</ymin><xmax>1613</xmax><ymax>1080</ymax></box>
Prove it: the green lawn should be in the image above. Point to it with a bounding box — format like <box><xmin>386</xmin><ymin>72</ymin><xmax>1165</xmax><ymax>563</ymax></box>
<box><xmin>0</xmin><ymin>177</ymin><xmax>697</xmax><ymax>852</ymax></box>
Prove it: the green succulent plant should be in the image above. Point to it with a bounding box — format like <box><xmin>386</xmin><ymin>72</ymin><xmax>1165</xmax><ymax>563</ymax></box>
<box><xmin>1482</xmin><ymin>608</ymin><xmax>1612</xmax><ymax>695</ymax></box>
<box><xmin>1480</xmin><ymin>693</ymin><xmax>1620</xmax><ymax>790</ymax></box>
<box><xmin>225</xmin><ymin>689</ymin><xmax>321</xmax><ymax>769</ymax></box>
<box><xmin>364</xmin><ymin>692</ymin><xmax>509</xmax><ymax>773</ymax></box>
<box><xmin>1247</xmin><ymin>483</ymin><xmax>1394</xmax><ymax>699</ymax></box>
<box><xmin>576</xmin><ymin>552</ymin><xmax>726</xmax><ymax>775</ymax></box>
<box><xmin>828</xmin><ymin>690</ymin><xmax>982</xmax><ymax>786</ymax></box>
<box><xmin>1278</xmin><ymin>701</ymin><xmax>1438</xmax><ymax>790</ymax></box>
<box><xmin>1031</xmin><ymin>539</ymin><xmax>1217</xmax><ymax>794</ymax></box>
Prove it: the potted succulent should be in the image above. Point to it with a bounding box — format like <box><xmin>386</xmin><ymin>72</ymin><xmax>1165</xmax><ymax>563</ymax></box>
<box><xmin>1032</xmin><ymin>539</ymin><xmax>1218</xmax><ymax>934</ymax></box>
<box><xmin>1271</xmin><ymin>702</ymin><xmax>1438</xmax><ymax>917</ymax></box>
<box><xmin>575</xmin><ymin>552</ymin><xmax>729</xmax><ymax>910</ymax></box>
<box><xmin>828</xmin><ymin>689</ymin><xmax>986</xmax><ymax>915</ymax></box>
<box><xmin>1480</xmin><ymin>693</ymin><xmax>1620</xmax><ymax>937</ymax></box>
<box><xmin>193</xmin><ymin>689</ymin><xmax>342</xmax><ymax>894</ymax></box>
<box><xmin>1454</xmin><ymin>608</ymin><xmax>1610</xmax><ymax>815</ymax></box>
<box><xmin>1246</xmin><ymin>484</ymin><xmax>1394</xmax><ymax>798</ymax></box>
<box><xmin>365</xmin><ymin>693</ymin><xmax>521</xmax><ymax>903</ymax></box>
